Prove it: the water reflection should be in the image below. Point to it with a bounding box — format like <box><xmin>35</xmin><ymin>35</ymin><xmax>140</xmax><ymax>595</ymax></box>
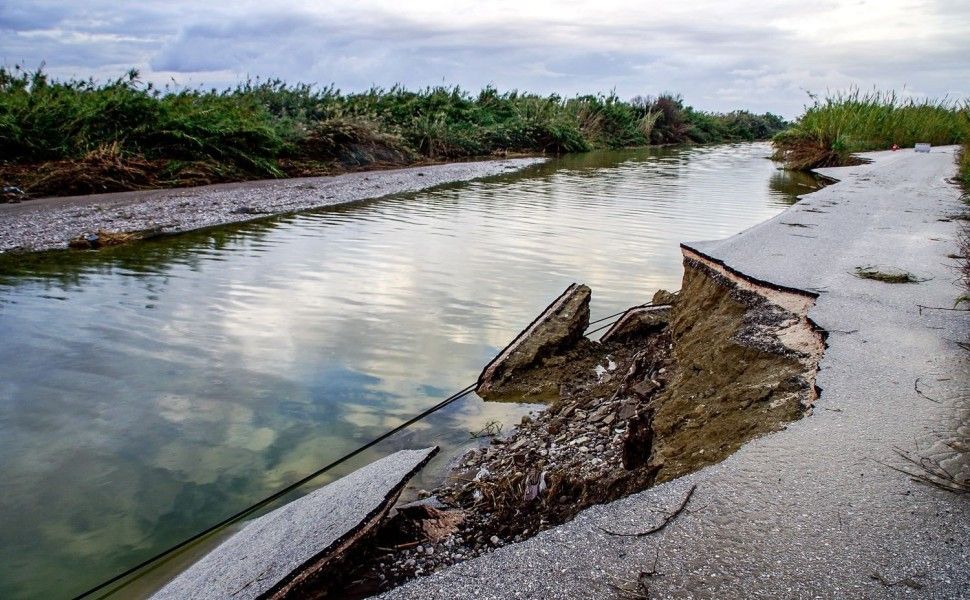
<box><xmin>0</xmin><ymin>142</ymin><xmax>820</xmax><ymax>599</ymax></box>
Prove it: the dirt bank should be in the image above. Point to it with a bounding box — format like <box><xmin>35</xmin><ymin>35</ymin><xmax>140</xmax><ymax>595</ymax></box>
<box><xmin>336</xmin><ymin>242</ymin><xmax>824</xmax><ymax>596</ymax></box>
<box><xmin>0</xmin><ymin>157</ymin><xmax>545</xmax><ymax>254</ymax></box>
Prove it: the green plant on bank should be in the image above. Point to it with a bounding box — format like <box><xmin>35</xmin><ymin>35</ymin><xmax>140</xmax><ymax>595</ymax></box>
<box><xmin>0</xmin><ymin>65</ymin><xmax>790</xmax><ymax>197</ymax></box>
<box><xmin>773</xmin><ymin>89</ymin><xmax>969</xmax><ymax>170</ymax></box>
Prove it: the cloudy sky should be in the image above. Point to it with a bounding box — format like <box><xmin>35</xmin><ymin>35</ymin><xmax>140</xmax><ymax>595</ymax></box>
<box><xmin>1</xmin><ymin>0</ymin><xmax>968</xmax><ymax>117</ymax></box>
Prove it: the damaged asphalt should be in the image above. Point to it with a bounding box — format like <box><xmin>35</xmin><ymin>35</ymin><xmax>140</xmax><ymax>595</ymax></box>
<box><xmin>380</xmin><ymin>146</ymin><xmax>970</xmax><ymax>598</ymax></box>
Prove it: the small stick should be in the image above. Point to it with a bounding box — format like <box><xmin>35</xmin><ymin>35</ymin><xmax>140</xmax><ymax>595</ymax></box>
<box><xmin>917</xmin><ymin>304</ymin><xmax>970</xmax><ymax>315</ymax></box>
<box><xmin>914</xmin><ymin>378</ymin><xmax>940</xmax><ymax>403</ymax></box>
<box><xmin>601</xmin><ymin>485</ymin><xmax>697</xmax><ymax>537</ymax></box>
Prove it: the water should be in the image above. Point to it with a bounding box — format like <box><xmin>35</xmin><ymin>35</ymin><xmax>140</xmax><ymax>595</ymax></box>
<box><xmin>0</xmin><ymin>143</ymin><xmax>820</xmax><ymax>599</ymax></box>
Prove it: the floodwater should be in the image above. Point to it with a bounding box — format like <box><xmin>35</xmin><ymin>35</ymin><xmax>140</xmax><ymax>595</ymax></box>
<box><xmin>0</xmin><ymin>142</ymin><xmax>820</xmax><ymax>599</ymax></box>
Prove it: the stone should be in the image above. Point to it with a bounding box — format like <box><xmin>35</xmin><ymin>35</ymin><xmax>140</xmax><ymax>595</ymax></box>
<box><xmin>477</xmin><ymin>283</ymin><xmax>591</xmax><ymax>397</ymax></box>
<box><xmin>600</xmin><ymin>305</ymin><xmax>671</xmax><ymax>344</ymax></box>
<box><xmin>616</xmin><ymin>401</ymin><xmax>638</xmax><ymax>421</ymax></box>
<box><xmin>151</xmin><ymin>447</ymin><xmax>438</xmax><ymax>600</ymax></box>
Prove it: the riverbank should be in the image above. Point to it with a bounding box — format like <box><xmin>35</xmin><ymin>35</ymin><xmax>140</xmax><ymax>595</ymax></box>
<box><xmin>375</xmin><ymin>146</ymin><xmax>969</xmax><ymax>598</ymax></box>
<box><xmin>0</xmin><ymin>157</ymin><xmax>544</xmax><ymax>253</ymax></box>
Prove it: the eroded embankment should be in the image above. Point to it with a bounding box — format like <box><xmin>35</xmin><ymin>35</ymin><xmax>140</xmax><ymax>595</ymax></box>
<box><xmin>337</xmin><ymin>246</ymin><xmax>825</xmax><ymax>596</ymax></box>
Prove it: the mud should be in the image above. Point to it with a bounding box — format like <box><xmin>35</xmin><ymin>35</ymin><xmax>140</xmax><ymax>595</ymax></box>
<box><xmin>336</xmin><ymin>246</ymin><xmax>824</xmax><ymax>597</ymax></box>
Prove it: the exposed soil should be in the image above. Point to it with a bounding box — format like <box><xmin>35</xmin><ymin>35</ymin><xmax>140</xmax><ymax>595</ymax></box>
<box><xmin>334</xmin><ymin>247</ymin><xmax>825</xmax><ymax>598</ymax></box>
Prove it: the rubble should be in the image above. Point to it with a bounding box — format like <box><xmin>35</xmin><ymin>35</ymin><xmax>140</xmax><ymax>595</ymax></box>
<box><xmin>339</xmin><ymin>261</ymin><xmax>823</xmax><ymax>597</ymax></box>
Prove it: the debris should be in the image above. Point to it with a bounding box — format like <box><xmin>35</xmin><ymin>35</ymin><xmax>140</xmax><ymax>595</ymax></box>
<box><xmin>853</xmin><ymin>266</ymin><xmax>922</xmax><ymax>284</ymax></box>
<box><xmin>1</xmin><ymin>186</ymin><xmax>26</xmax><ymax>203</ymax></box>
<box><xmin>601</xmin><ymin>484</ymin><xmax>697</xmax><ymax>537</ymax></box>
<box><xmin>469</xmin><ymin>420</ymin><xmax>504</xmax><ymax>439</ymax></box>
<box><xmin>68</xmin><ymin>229</ymin><xmax>138</xmax><ymax>250</ymax></box>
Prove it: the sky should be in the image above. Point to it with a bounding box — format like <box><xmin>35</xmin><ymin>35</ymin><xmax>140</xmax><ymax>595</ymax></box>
<box><xmin>1</xmin><ymin>0</ymin><xmax>968</xmax><ymax>117</ymax></box>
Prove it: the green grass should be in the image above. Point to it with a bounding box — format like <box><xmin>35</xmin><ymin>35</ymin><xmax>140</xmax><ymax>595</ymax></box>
<box><xmin>773</xmin><ymin>89</ymin><xmax>969</xmax><ymax>170</ymax></box>
<box><xmin>0</xmin><ymin>66</ymin><xmax>789</xmax><ymax>197</ymax></box>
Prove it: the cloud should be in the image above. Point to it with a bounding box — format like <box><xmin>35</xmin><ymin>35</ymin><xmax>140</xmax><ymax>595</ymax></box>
<box><xmin>1</xmin><ymin>0</ymin><xmax>968</xmax><ymax>116</ymax></box>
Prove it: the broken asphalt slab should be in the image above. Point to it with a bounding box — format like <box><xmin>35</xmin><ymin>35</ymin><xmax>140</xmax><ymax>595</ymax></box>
<box><xmin>152</xmin><ymin>447</ymin><xmax>438</xmax><ymax>600</ymax></box>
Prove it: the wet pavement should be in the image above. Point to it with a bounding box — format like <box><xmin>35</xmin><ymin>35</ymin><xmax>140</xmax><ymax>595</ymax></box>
<box><xmin>381</xmin><ymin>146</ymin><xmax>970</xmax><ymax>598</ymax></box>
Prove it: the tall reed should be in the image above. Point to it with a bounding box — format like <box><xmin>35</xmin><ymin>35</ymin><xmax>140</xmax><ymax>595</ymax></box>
<box><xmin>773</xmin><ymin>89</ymin><xmax>968</xmax><ymax>170</ymax></box>
<box><xmin>0</xmin><ymin>66</ymin><xmax>789</xmax><ymax>197</ymax></box>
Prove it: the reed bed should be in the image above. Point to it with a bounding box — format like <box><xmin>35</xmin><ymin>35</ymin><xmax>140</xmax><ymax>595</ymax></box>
<box><xmin>0</xmin><ymin>66</ymin><xmax>787</xmax><ymax>198</ymax></box>
<box><xmin>773</xmin><ymin>89</ymin><xmax>968</xmax><ymax>170</ymax></box>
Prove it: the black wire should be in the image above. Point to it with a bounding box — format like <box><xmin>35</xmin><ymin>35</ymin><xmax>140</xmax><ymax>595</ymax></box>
<box><xmin>587</xmin><ymin>302</ymin><xmax>650</xmax><ymax>327</ymax></box>
<box><xmin>75</xmin><ymin>300</ymin><xmax>649</xmax><ymax>598</ymax></box>
<box><xmin>586</xmin><ymin>319</ymin><xmax>620</xmax><ymax>337</ymax></box>
<box><xmin>70</xmin><ymin>382</ymin><xmax>478</xmax><ymax>600</ymax></box>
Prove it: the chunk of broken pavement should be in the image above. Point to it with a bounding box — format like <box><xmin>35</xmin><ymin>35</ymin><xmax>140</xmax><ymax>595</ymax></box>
<box><xmin>600</xmin><ymin>305</ymin><xmax>671</xmax><ymax>344</ymax></box>
<box><xmin>151</xmin><ymin>447</ymin><xmax>438</xmax><ymax>600</ymax></box>
<box><xmin>477</xmin><ymin>283</ymin><xmax>591</xmax><ymax>397</ymax></box>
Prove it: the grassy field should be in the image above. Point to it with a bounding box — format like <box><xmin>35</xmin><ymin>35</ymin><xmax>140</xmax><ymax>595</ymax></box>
<box><xmin>773</xmin><ymin>89</ymin><xmax>968</xmax><ymax>170</ymax></box>
<box><xmin>0</xmin><ymin>67</ymin><xmax>787</xmax><ymax>198</ymax></box>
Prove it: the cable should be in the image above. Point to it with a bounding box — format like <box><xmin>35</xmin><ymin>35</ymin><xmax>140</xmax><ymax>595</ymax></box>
<box><xmin>587</xmin><ymin>302</ymin><xmax>651</xmax><ymax>327</ymax></box>
<box><xmin>74</xmin><ymin>301</ymin><xmax>640</xmax><ymax>598</ymax></box>
<box><xmin>71</xmin><ymin>382</ymin><xmax>478</xmax><ymax>600</ymax></box>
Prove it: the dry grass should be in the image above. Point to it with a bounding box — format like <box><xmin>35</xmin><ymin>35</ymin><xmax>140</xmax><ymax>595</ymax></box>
<box><xmin>6</xmin><ymin>142</ymin><xmax>157</xmax><ymax>196</ymax></box>
<box><xmin>853</xmin><ymin>266</ymin><xmax>921</xmax><ymax>284</ymax></box>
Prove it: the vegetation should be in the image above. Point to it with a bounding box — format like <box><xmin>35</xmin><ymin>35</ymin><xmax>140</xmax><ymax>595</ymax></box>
<box><xmin>853</xmin><ymin>266</ymin><xmax>922</xmax><ymax>284</ymax></box>
<box><xmin>0</xmin><ymin>66</ymin><xmax>787</xmax><ymax>198</ymax></box>
<box><xmin>960</xmin><ymin>143</ymin><xmax>970</xmax><ymax>190</ymax></box>
<box><xmin>773</xmin><ymin>89</ymin><xmax>969</xmax><ymax>170</ymax></box>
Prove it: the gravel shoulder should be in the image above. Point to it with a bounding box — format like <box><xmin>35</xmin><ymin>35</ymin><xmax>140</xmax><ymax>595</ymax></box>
<box><xmin>0</xmin><ymin>158</ymin><xmax>545</xmax><ymax>254</ymax></box>
<box><xmin>381</xmin><ymin>146</ymin><xmax>970</xmax><ymax>599</ymax></box>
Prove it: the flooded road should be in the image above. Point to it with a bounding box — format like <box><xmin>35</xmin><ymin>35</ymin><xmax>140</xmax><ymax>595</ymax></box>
<box><xmin>0</xmin><ymin>142</ymin><xmax>820</xmax><ymax>598</ymax></box>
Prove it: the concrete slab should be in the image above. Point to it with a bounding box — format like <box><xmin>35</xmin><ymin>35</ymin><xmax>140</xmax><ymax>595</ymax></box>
<box><xmin>152</xmin><ymin>446</ymin><xmax>437</xmax><ymax>600</ymax></box>
<box><xmin>381</xmin><ymin>146</ymin><xmax>969</xmax><ymax>598</ymax></box>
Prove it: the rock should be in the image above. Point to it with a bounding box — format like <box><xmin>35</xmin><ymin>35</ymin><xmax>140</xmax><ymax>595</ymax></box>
<box><xmin>600</xmin><ymin>305</ymin><xmax>671</xmax><ymax>344</ymax></box>
<box><xmin>631</xmin><ymin>379</ymin><xmax>659</xmax><ymax>399</ymax></box>
<box><xmin>151</xmin><ymin>447</ymin><xmax>438</xmax><ymax>600</ymax></box>
<box><xmin>477</xmin><ymin>283</ymin><xmax>591</xmax><ymax>397</ymax></box>
<box><xmin>652</xmin><ymin>289</ymin><xmax>679</xmax><ymax>306</ymax></box>
<box><xmin>588</xmin><ymin>404</ymin><xmax>612</xmax><ymax>423</ymax></box>
<box><xmin>616</xmin><ymin>401</ymin><xmax>638</xmax><ymax>421</ymax></box>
